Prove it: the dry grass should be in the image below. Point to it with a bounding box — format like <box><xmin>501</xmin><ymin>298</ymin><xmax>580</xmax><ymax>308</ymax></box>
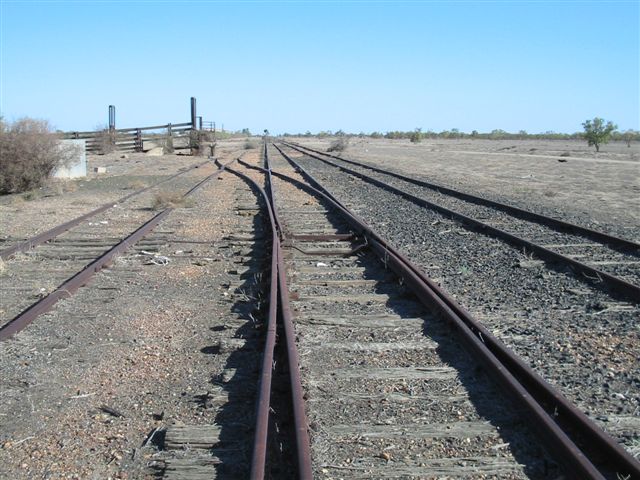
<box><xmin>21</xmin><ymin>191</ymin><xmax>40</xmax><ymax>201</ymax></box>
<box><xmin>0</xmin><ymin>258</ymin><xmax>6</xmax><ymax>276</ymax></box>
<box><xmin>48</xmin><ymin>179</ymin><xmax>78</xmax><ymax>196</ymax></box>
<box><xmin>244</xmin><ymin>139</ymin><xmax>257</xmax><ymax>150</ymax></box>
<box><xmin>152</xmin><ymin>192</ymin><xmax>194</xmax><ymax>210</ymax></box>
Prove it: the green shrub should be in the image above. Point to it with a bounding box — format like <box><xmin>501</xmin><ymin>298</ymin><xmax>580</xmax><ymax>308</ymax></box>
<box><xmin>409</xmin><ymin>128</ymin><xmax>422</xmax><ymax>143</ymax></box>
<box><xmin>582</xmin><ymin>118</ymin><xmax>617</xmax><ymax>152</ymax></box>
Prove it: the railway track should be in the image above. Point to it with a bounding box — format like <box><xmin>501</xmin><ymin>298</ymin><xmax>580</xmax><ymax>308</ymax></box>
<box><xmin>283</xmin><ymin>142</ymin><xmax>640</xmax><ymax>301</ymax></box>
<box><xmin>0</xmin><ymin>160</ymin><xmax>211</xmax><ymax>259</ymax></box>
<box><xmin>0</xmin><ymin>159</ymin><xmax>231</xmax><ymax>340</ymax></box>
<box><xmin>257</xmin><ymin>147</ymin><xmax>556</xmax><ymax>478</ymax></box>
<box><xmin>220</xmin><ymin>143</ymin><xmax>639</xmax><ymax>479</ymax></box>
<box><xmin>2</xmin><ymin>142</ymin><xmax>639</xmax><ymax>479</ymax></box>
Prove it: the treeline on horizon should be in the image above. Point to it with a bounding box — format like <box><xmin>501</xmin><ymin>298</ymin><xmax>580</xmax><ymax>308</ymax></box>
<box><xmin>278</xmin><ymin>128</ymin><xmax>640</xmax><ymax>142</ymax></box>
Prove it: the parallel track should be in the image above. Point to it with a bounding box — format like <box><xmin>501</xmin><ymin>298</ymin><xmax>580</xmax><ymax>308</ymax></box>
<box><xmin>4</xmin><ymin>143</ymin><xmax>639</xmax><ymax>479</ymax></box>
<box><xmin>0</xmin><ymin>160</ymin><xmax>211</xmax><ymax>259</ymax></box>
<box><xmin>236</xmin><ymin>142</ymin><xmax>639</xmax><ymax>479</ymax></box>
<box><xmin>0</xmin><ymin>160</ymin><xmax>233</xmax><ymax>340</ymax></box>
<box><xmin>283</xmin><ymin>142</ymin><xmax>640</xmax><ymax>302</ymax></box>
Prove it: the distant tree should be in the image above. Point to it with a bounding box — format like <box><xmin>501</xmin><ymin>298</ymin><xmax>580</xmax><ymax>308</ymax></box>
<box><xmin>409</xmin><ymin>128</ymin><xmax>422</xmax><ymax>143</ymax></box>
<box><xmin>582</xmin><ymin>118</ymin><xmax>617</xmax><ymax>152</ymax></box>
<box><xmin>489</xmin><ymin>129</ymin><xmax>507</xmax><ymax>140</ymax></box>
<box><xmin>471</xmin><ymin>130</ymin><xmax>479</xmax><ymax>138</ymax></box>
<box><xmin>304</xmin><ymin>130</ymin><xmax>312</xmax><ymax>137</ymax></box>
<box><xmin>369</xmin><ymin>131</ymin><xmax>382</xmax><ymax>138</ymax></box>
<box><xmin>622</xmin><ymin>129</ymin><xmax>639</xmax><ymax>148</ymax></box>
<box><xmin>241</xmin><ymin>128</ymin><xmax>251</xmax><ymax>135</ymax></box>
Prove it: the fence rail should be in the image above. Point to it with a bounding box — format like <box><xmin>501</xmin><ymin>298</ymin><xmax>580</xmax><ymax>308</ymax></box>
<box><xmin>64</xmin><ymin>121</ymin><xmax>197</xmax><ymax>153</ymax></box>
<box><xmin>63</xmin><ymin>97</ymin><xmax>209</xmax><ymax>154</ymax></box>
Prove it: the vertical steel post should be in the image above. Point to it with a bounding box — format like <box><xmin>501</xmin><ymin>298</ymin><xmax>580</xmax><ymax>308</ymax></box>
<box><xmin>108</xmin><ymin>105</ymin><xmax>116</xmax><ymax>149</ymax></box>
<box><xmin>108</xmin><ymin>105</ymin><xmax>116</xmax><ymax>130</ymax></box>
<box><xmin>190</xmin><ymin>97</ymin><xmax>197</xmax><ymax>130</ymax></box>
<box><xmin>198</xmin><ymin>116</ymin><xmax>203</xmax><ymax>131</ymax></box>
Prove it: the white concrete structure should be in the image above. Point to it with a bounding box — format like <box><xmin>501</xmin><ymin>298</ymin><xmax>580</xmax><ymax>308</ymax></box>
<box><xmin>52</xmin><ymin>140</ymin><xmax>86</xmax><ymax>178</ymax></box>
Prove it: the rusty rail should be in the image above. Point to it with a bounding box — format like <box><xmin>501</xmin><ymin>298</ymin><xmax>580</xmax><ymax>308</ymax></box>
<box><xmin>284</xmin><ymin>141</ymin><xmax>640</xmax><ymax>252</ymax></box>
<box><xmin>261</xmin><ymin>144</ymin><xmax>640</xmax><ymax>480</ymax></box>
<box><xmin>263</xmin><ymin>145</ymin><xmax>313</xmax><ymax>479</ymax></box>
<box><xmin>220</xmin><ymin>155</ymin><xmax>313</xmax><ymax>480</ymax></box>
<box><xmin>221</xmin><ymin>162</ymin><xmax>280</xmax><ymax>480</ymax></box>
<box><xmin>280</xmin><ymin>143</ymin><xmax>640</xmax><ymax>303</ymax></box>
<box><xmin>1</xmin><ymin>160</ymin><xmax>212</xmax><ymax>260</ymax></box>
<box><xmin>0</xmin><ymin>161</ymin><xmax>233</xmax><ymax>341</ymax></box>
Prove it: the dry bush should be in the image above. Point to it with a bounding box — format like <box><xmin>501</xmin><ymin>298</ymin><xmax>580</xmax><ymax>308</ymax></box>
<box><xmin>0</xmin><ymin>118</ymin><xmax>73</xmax><ymax>194</ymax></box>
<box><xmin>93</xmin><ymin>127</ymin><xmax>116</xmax><ymax>154</ymax></box>
<box><xmin>244</xmin><ymin>139</ymin><xmax>257</xmax><ymax>150</ymax></box>
<box><xmin>152</xmin><ymin>192</ymin><xmax>194</xmax><ymax>210</ymax></box>
<box><xmin>188</xmin><ymin>130</ymin><xmax>219</xmax><ymax>156</ymax></box>
<box><xmin>327</xmin><ymin>136</ymin><xmax>349</xmax><ymax>152</ymax></box>
<box><xmin>198</xmin><ymin>131</ymin><xmax>216</xmax><ymax>142</ymax></box>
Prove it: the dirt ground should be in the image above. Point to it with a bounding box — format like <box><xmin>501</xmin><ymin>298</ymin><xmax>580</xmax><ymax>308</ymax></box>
<box><xmin>290</xmin><ymin>137</ymin><xmax>640</xmax><ymax>240</ymax></box>
<box><xmin>0</xmin><ymin>136</ymin><xmax>638</xmax><ymax>478</ymax></box>
<box><xmin>0</xmin><ymin>139</ymin><xmax>261</xmax><ymax>479</ymax></box>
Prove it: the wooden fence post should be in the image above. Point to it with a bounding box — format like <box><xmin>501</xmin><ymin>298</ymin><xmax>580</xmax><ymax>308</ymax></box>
<box><xmin>135</xmin><ymin>129</ymin><xmax>142</xmax><ymax>152</ymax></box>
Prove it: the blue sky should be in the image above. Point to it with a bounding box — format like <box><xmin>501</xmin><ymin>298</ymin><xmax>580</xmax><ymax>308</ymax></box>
<box><xmin>1</xmin><ymin>1</ymin><xmax>638</xmax><ymax>134</ymax></box>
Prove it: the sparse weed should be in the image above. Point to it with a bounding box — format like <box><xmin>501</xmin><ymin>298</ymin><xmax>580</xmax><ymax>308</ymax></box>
<box><xmin>48</xmin><ymin>179</ymin><xmax>78</xmax><ymax>196</ymax></box>
<box><xmin>22</xmin><ymin>191</ymin><xmax>39</xmax><ymax>201</ymax></box>
<box><xmin>164</xmin><ymin>136</ymin><xmax>175</xmax><ymax>154</ymax></box>
<box><xmin>93</xmin><ymin>126</ymin><xmax>116</xmax><ymax>154</ymax></box>
<box><xmin>126</xmin><ymin>179</ymin><xmax>147</xmax><ymax>190</ymax></box>
<box><xmin>152</xmin><ymin>192</ymin><xmax>194</xmax><ymax>210</ymax></box>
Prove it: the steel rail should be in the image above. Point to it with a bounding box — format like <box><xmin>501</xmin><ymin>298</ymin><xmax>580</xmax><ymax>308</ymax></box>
<box><xmin>218</xmin><ymin>161</ymin><xmax>280</xmax><ymax>480</ymax></box>
<box><xmin>220</xmin><ymin>157</ymin><xmax>313</xmax><ymax>480</ymax></box>
<box><xmin>0</xmin><ymin>161</ymin><xmax>233</xmax><ymax>341</ymax></box>
<box><xmin>262</xmin><ymin>146</ymin><xmax>314</xmax><ymax>479</ymax></box>
<box><xmin>280</xmin><ymin>144</ymin><xmax>640</xmax><ymax>303</ymax></box>
<box><xmin>285</xmin><ymin>141</ymin><xmax>640</xmax><ymax>252</ymax></box>
<box><xmin>263</xmin><ymin>144</ymin><xmax>640</xmax><ymax>480</ymax></box>
<box><xmin>1</xmin><ymin>159</ymin><xmax>213</xmax><ymax>260</ymax></box>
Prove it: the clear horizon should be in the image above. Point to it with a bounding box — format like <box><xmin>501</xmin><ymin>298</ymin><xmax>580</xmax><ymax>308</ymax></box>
<box><xmin>1</xmin><ymin>1</ymin><xmax>638</xmax><ymax>135</ymax></box>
